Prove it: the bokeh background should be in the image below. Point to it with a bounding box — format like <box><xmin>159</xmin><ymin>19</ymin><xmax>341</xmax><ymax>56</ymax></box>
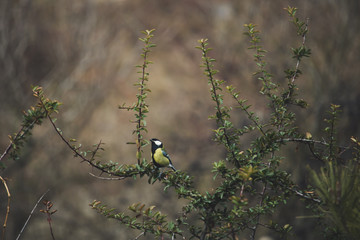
<box><xmin>1</xmin><ymin>0</ymin><xmax>359</xmax><ymax>239</ymax></box>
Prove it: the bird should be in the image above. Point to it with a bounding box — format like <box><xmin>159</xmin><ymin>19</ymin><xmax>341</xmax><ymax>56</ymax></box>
<box><xmin>150</xmin><ymin>138</ymin><xmax>176</xmax><ymax>171</ymax></box>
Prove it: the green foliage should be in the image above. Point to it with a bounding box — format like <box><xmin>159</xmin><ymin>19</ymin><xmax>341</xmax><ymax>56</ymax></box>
<box><xmin>86</xmin><ymin>6</ymin><xmax>321</xmax><ymax>239</ymax></box>
<box><xmin>90</xmin><ymin>201</ymin><xmax>182</xmax><ymax>239</ymax></box>
<box><xmin>119</xmin><ymin>29</ymin><xmax>156</xmax><ymax>163</ymax></box>
<box><xmin>286</xmin><ymin>6</ymin><xmax>308</xmax><ymax>36</ymax></box>
<box><xmin>308</xmin><ymin>107</ymin><xmax>360</xmax><ymax>239</ymax></box>
<box><xmin>310</xmin><ymin>160</ymin><xmax>360</xmax><ymax>239</ymax></box>
<box><xmin>197</xmin><ymin>39</ymin><xmax>240</xmax><ymax>168</ymax></box>
<box><xmin>0</xmin><ymin>86</ymin><xmax>61</xmax><ymax>163</ymax></box>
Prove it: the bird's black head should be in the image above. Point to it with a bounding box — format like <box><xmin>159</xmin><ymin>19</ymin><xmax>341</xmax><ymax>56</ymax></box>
<box><xmin>150</xmin><ymin>138</ymin><xmax>163</xmax><ymax>152</ymax></box>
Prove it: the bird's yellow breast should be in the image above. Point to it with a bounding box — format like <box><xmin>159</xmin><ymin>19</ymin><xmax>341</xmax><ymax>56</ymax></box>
<box><xmin>153</xmin><ymin>148</ymin><xmax>170</xmax><ymax>167</ymax></box>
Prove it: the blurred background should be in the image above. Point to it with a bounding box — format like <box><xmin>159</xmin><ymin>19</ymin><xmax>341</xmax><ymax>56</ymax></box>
<box><xmin>1</xmin><ymin>0</ymin><xmax>359</xmax><ymax>239</ymax></box>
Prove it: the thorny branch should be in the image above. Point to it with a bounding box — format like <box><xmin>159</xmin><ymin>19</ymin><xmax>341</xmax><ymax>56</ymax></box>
<box><xmin>37</xmin><ymin>96</ymin><xmax>125</xmax><ymax>179</ymax></box>
<box><xmin>0</xmin><ymin>176</ymin><xmax>10</xmax><ymax>240</ymax></box>
<box><xmin>16</xmin><ymin>189</ymin><xmax>50</xmax><ymax>240</ymax></box>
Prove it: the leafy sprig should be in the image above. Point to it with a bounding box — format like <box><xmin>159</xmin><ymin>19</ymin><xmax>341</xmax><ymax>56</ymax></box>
<box><xmin>197</xmin><ymin>39</ymin><xmax>241</xmax><ymax>168</ymax></box>
<box><xmin>90</xmin><ymin>201</ymin><xmax>182</xmax><ymax>239</ymax></box>
<box><xmin>0</xmin><ymin>86</ymin><xmax>61</xmax><ymax>164</ymax></box>
<box><xmin>119</xmin><ymin>29</ymin><xmax>156</xmax><ymax>164</ymax></box>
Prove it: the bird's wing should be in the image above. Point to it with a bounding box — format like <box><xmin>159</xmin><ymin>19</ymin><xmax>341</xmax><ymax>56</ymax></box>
<box><xmin>162</xmin><ymin>149</ymin><xmax>176</xmax><ymax>171</ymax></box>
<box><xmin>161</xmin><ymin>149</ymin><xmax>171</xmax><ymax>160</ymax></box>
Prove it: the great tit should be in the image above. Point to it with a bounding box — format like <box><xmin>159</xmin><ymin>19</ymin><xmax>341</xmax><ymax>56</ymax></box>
<box><xmin>150</xmin><ymin>138</ymin><xmax>176</xmax><ymax>171</ymax></box>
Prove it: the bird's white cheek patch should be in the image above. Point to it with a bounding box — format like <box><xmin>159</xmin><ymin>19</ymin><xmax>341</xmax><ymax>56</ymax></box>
<box><xmin>154</xmin><ymin>140</ymin><xmax>162</xmax><ymax>146</ymax></box>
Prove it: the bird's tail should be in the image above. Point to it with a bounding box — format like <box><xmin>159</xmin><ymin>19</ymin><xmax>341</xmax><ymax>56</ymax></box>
<box><xmin>169</xmin><ymin>163</ymin><xmax>176</xmax><ymax>171</ymax></box>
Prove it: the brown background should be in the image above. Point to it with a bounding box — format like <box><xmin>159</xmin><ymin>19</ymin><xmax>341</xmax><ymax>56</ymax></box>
<box><xmin>1</xmin><ymin>0</ymin><xmax>359</xmax><ymax>239</ymax></box>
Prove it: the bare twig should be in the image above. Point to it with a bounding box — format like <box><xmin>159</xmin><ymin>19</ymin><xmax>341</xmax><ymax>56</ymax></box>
<box><xmin>281</xmin><ymin>137</ymin><xmax>350</xmax><ymax>150</ymax></box>
<box><xmin>280</xmin><ymin>137</ymin><xmax>350</xmax><ymax>162</ymax></box>
<box><xmin>16</xmin><ymin>189</ymin><xmax>50</xmax><ymax>240</ymax></box>
<box><xmin>0</xmin><ymin>176</ymin><xmax>10</xmax><ymax>240</ymax></box>
<box><xmin>134</xmin><ymin>231</ymin><xmax>145</xmax><ymax>240</ymax></box>
<box><xmin>250</xmin><ymin>181</ymin><xmax>268</xmax><ymax>240</ymax></box>
<box><xmin>281</xmin><ymin>137</ymin><xmax>327</xmax><ymax>146</ymax></box>
<box><xmin>88</xmin><ymin>172</ymin><xmax>125</xmax><ymax>180</ymax></box>
<box><xmin>292</xmin><ymin>189</ymin><xmax>321</xmax><ymax>203</ymax></box>
<box><xmin>37</xmin><ymin>96</ymin><xmax>120</xmax><ymax>178</ymax></box>
<box><xmin>40</xmin><ymin>200</ymin><xmax>57</xmax><ymax>240</ymax></box>
<box><xmin>307</xmin><ymin>142</ymin><xmax>324</xmax><ymax>162</ymax></box>
<box><xmin>0</xmin><ymin>144</ymin><xmax>12</xmax><ymax>163</ymax></box>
